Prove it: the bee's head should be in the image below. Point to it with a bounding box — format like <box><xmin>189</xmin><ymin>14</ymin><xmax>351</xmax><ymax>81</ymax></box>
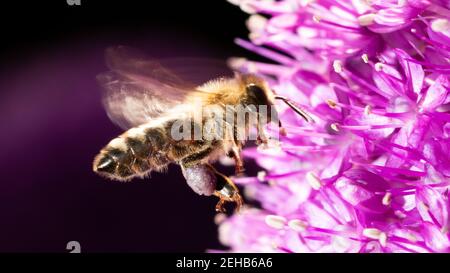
<box><xmin>237</xmin><ymin>73</ymin><xmax>276</xmax><ymax>106</ymax></box>
<box><xmin>237</xmin><ymin>73</ymin><xmax>313</xmax><ymax>123</ymax></box>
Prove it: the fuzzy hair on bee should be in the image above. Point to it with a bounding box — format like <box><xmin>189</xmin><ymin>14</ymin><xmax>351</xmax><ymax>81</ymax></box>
<box><xmin>93</xmin><ymin>46</ymin><xmax>312</xmax><ymax>212</ymax></box>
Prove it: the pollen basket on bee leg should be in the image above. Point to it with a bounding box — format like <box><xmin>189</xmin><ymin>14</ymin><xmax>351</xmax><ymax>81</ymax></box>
<box><xmin>181</xmin><ymin>165</ymin><xmax>217</xmax><ymax>196</ymax></box>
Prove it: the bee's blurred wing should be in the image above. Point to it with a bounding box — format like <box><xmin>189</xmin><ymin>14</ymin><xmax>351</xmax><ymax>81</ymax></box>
<box><xmin>97</xmin><ymin>46</ymin><xmax>229</xmax><ymax>129</ymax></box>
<box><xmin>159</xmin><ymin>57</ymin><xmax>233</xmax><ymax>86</ymax></box>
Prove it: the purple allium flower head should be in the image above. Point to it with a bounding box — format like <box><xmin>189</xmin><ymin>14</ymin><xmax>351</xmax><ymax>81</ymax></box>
<box><xmin>218</xmin><ymin>0</ymin><xmax>450</xmax><ymax>253</ymax></box>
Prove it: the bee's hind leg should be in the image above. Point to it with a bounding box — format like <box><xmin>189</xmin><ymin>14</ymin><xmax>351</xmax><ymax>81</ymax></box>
<box><xmin>230</xmin><ymin>127</ymin><xmax>245</xmax><ymax>176</ymax></box>
<box><xmin>180</xmin><ymin>150</ymin><xmax>243</xmax><ymax>212</ymax></box>
<box><xmin>256</xmin><ymin>123</ymin><xmax>269</xmax><ymax>145</ymax></box>
<box><xmin>228</xmin><ymin>145</ymin><xmax>245</xmax><ymax>176</ymax></box>
<box><xmin>180</xmin><ymin>146</ymin><xmax>217</xmax><ymax>196</ymax></box>
<box><xmin>181</xmin><ymin>163</ymin><xmax>243</xmax><ymax>212</ymax></box>
<box><xmin>208</xmin><ymin>164</ymin><xmax>243</xmax><ymax>213</ymax></box>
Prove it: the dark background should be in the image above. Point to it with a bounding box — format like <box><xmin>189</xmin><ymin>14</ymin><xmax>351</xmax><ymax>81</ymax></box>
<box><xmin>0</xmin><ymin>0</ymin><xmax>255</xmax><ymax>252</ymax></box>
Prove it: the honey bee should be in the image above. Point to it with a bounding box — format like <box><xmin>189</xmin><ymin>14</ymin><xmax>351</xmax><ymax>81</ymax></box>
<box><xmin>93</xmin><ymin>46</ymin><xmax>312</xmax><ymax>212</ymax></box>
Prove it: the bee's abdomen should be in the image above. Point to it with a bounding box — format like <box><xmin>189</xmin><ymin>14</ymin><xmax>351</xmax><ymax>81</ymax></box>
<box><xmin>93</xmin><ymin>126</ymin><xmax>170</xmax><ymax>181</ymax></box>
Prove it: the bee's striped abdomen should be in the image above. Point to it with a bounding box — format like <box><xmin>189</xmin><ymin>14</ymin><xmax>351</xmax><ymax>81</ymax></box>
<box><xmin>93</xmin><ymin>117</ymin><xmax>214</xmax><ymax>181</ymax></box>
<box><xmin>93</xmin><ymin>125</ymin><xmax>171</xmax><ymax>181</ymax></box>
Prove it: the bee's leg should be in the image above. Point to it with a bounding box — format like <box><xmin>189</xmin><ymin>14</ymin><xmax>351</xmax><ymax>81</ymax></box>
<box><xmin>256</xmin><ymin>123</ymin><xmax>269</xmax><ymax>145</ymax></box>
<box><xmin>180</xmin><ymin>145</ymin><xmax>217</xmax><ymax>193</ymax></box>
<box><xmin>181</xmin><ymin>162</ymin><xmax>243</xmax><ymax>212</ymax></box>
<box><xmin>208</xmin><ymin>164</ymin><xmax>243</xmax><ymax>212</ymax></box>
<box><xmin>180</xmin><ymin>139</ymin><xmax>244</xmax><ymax>212</ymax></box>
<box><xmin>215</xmin><ymin>198</ymin><xmax>227</xmax><ymax>213</ymax></box>
<box><xmin>228</xmin><ymin>145</ymin><xmax>245</xmax><ymax>176</ymax></box>
<box><xmin>180</xmin><ymin>146</ymin><xmax>214</xmax><ymax>168</ymax></box>
<box><xmin>230</xmin><ymin>125</ymin><xmax>245</xmax><ymax>175</ymax></box>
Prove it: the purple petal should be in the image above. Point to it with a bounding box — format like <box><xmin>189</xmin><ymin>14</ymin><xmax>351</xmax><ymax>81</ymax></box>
<box><xmin>394</xmin><ymin>48</ymin><xmax>425</xmax><ymax>97</ymax></box>
<box><xmin>416</xmin><ymin>185</ymin><xmax>449</xmax><ymax>228</ymax></box>
<box><xmin>419</xmin><ymin>74</ymin><xmax>449</xmax><ymax>111</ymax></box>
<box><xmin>421</xmin><ymin>222</ymin><xmax>450</xmax><ymax>251</ymax></box>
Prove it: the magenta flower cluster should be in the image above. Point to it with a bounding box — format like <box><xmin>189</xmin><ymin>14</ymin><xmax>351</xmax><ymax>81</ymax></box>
<box><xmin>218</xmin><ymin>0</ymin><xmax>450</xmax><ymax>252</ymax></box>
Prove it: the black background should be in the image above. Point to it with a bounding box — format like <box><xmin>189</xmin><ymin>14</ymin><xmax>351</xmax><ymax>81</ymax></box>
<box><xmin>0</xmin><ymin>0</ymin><xmax>257</xmax><ymax>252</ymax></box>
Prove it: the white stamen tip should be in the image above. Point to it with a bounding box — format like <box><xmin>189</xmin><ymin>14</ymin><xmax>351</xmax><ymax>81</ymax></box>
<box><xmin>327</xmin><ymin>99</ymin><xmax>337</xmax><ymax>108</ymax></box>
<box><xmin>358</xmin><ymin>13</ymin><xmax>376</xmax><ymax>26</ymax></box>
<box><xmin>246</xmin><ymin>14</ymin><xmax>268</xmax><ymax>31</ymax></box>
<box><xmin>333</xmin><ymin>60</ymin><xmax>343</xmax><ymax>73</ymax></box>
<box><xmin>248</xmin><ymin>32</ymin><xmax>263</xmax><ymax>44</ymax></box>
<box><xmin>288</xmin><ymin>219</ymin><xmax>308</xmax><ymax>232</ymax></box>
<box><xmin>361</xmin><ymin>53</ymin><xmax>369</xmax><ymax>63</ymax></box>
<box><xmin>306</xmin><ymin>171</ymin><xmax>322</xmax><ymax>190</ymax></box>
<box><xmin>364</xmin><ymin>105</ymin><xmax>372</xmax><ymax>115</ymax></box>
<box><xmin>379</xmin><ymin>232</ymin><xmax>387</xmax><ymax>247</ymax></box>
<box><xmin>330</xmin><ymin>123</ymin><xmax>340</xmax><ymax>132</ymax></box>
<box><xmin>313</xmin><ymin>15</ymin><xmax>321</xmax><ymax>23</ymax></box>
<box><xmin>257</xmin><ymin>171</ymin><xmax>267</xmax><ymax>181</ymax></box>
<box><xmin>363</xmin><ymin>228</ymin><xmax>387</xmax><ymax>246</ymax></box>
<box><xmin>382</xmin><ymin>192</ymin><xmax>392</xmax><ymax>206</ymax></box>
<box><xmin>395</xmin><ymin>210</ymin><xmax>407</xmax><ymax>219</ymax></box>
<box><xmin>265</xmin><ymin>215</ymin><xmax>287</xmax><ymax>229</ymax></box>
<box><xmin>406</xmin><ymin>233</ymin><xmax>418</xmax><ymax>243</ymax></box>
<box><xmin>363</xmin><ymin>228</ymin><xmax>382</xmax><ymax>239</ymax></box>
<box><xmin>374</xmin><ymin>62</ymin><xmax>384</xmax><ymax>72</ymax></box>
<box><xmin>431</xmin><ymin>19</ymin><xmax>450</xmax><ymax>33</ymax></box>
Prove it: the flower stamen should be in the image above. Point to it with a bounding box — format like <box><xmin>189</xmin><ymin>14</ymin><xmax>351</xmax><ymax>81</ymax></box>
<box><xmin>364</xmin><ymin>105</ymin><xmax>372</xmax><ymax>115</ymax></box>
<box><xmin>312</xmin><ymin>15</ymin><xmax>321</xmax><ymax>23</ymax></box>
<box><xmin>306</xmin><ymin>171</ymin><xmax>322</xmax><ymax>190</ymax></box>
<box><xmin>361</xmin><ymin>54</ymin><xmax>369</xmax><ymax>63</ymax></box>
<box><xmin>288</xmin><ymin>219</ymin><xmax>308</xmax><ymax>232</ymax></box>
<box><xmin>358</xmin><ymin>13</ymin><xmax>376</xmax><ymax>26</ymax></box>
<box><xmin>382</xmin><ymin>192</ymin><xmax>392</xmax><ymax>206</ymax></box>
<box><xmin>326</xmin><ymin>99</ymin><xmax>337</xmax><ymax>108</ymax></box>
<box><xmin>265</xmin><ymin>215</ymin><xmax>287</xmax><ymax>229</ymax></box>
<box><xmin>330</xmin><ymin>123</ymin><xmax>340</xmax><ymax>132</ymax></box>
<box><xmin>333</xmin><ymin>60</ymin><xmax>343</xmax><ymax>73</ymax></box>
<box><xmin>363</xmin><ymin>228</ymin><xmax>388</xmax><ymax>247</ymax></box>
<box><xmin>257</xmin><ymin>171</ymin><xmax>267</xmax><ymax>181</ymax></box>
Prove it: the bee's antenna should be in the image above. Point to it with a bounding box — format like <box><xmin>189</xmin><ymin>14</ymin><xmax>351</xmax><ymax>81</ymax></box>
<box><xmin>274</xmin><ymin>95</ymin><xmax>314</xmax><ymax>123</ymax></box>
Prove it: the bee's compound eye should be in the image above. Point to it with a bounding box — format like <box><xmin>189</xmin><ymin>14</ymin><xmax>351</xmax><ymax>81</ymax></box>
<box><xmin>246</xmin><ymin>84</ymin><xmax>268</xmax><ymax>104</ymax></box>
<box><xmin>94</xmin><ymin>154</ymin><xmax>117</xmax><ymax>175</ymax></box>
